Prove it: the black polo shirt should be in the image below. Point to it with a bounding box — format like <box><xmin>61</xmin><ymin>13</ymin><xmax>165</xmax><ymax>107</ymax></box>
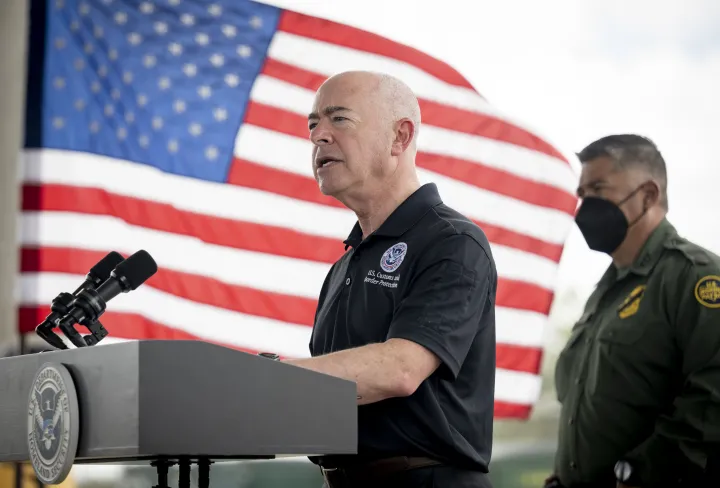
<box><xmin>309</xmin><ymin>183</ymin><xmax>497</xmax><ymax>472</ymax></box>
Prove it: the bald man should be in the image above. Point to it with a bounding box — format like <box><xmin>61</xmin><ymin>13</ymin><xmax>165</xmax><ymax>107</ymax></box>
<box><xmin>280</xmin><ymin>71</ymin><xmax>497</xmax><ymax>488</ymax></box>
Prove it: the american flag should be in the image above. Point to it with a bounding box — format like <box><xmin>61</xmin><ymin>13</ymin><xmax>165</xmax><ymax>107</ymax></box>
<box><xmin>19</xmin><ymin>0</ymin><xmax>578</xmax><ymax>419</ymax></box>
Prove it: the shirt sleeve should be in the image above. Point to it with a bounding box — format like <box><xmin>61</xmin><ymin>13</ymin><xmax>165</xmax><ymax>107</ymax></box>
<box><xmin>624</xmin><ymin>262</ymin><xmax>720</xmax><ymax>485</ymax></box>
<box><xmin>385</xmin><ymin>233</ymin><xmax>496</xmax><ymax>379</ymax></box>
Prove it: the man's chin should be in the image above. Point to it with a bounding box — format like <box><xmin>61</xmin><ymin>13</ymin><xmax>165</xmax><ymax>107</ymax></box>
<box><xmin>317</xmin><ymin>181</ymin><xmax>344</xmax><ymax>197</ymax></box>
<box><xmin>317</xmin><ymin>183</ymin><xmax>332</xmax><ymax>196</ymax></box>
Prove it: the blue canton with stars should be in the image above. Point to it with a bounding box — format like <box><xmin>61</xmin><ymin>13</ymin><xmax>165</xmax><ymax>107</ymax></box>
<box><xmin>33</xmin><ymin>0</ymin><xmax>281</xmax><ymax>183</ymax></box>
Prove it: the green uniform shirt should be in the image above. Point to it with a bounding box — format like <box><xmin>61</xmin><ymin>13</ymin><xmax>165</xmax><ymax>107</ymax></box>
<box><xmin>554</xmin><ymin>218</ymin><xmax>720</xmax><ymax>486</ymax></box>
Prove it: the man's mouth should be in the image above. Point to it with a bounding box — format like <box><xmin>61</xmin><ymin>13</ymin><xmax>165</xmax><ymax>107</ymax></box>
<box><xmin>316</xmin><ymin>157</ymin><xmax>342</xmax><ymax>169</ymax></box>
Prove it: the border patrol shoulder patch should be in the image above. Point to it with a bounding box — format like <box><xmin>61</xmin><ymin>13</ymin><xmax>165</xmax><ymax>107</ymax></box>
<box><xmin>694</xmin><ymin>275</ymin><xmax>720</xmax><ymax>308</ymax></box>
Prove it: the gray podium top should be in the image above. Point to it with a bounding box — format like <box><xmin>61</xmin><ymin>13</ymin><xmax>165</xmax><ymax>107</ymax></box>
<box><xmin>0</xmin><ymin>340</ymin><xmax>357</xmax><ymax>463</ymax></box>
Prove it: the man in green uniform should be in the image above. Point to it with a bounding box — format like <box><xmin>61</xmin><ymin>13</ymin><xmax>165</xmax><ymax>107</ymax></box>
<box><xmin>546</xmin><ymin>134</ymin><xmax>720</xmax><ymax>487</ymax></box>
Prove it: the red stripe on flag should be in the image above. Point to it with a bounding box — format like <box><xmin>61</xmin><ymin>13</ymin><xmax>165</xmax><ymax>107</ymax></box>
<box><xmin>470</xmin><ymin>221</ymin><xmax>563</xmax><ymax>263</ymax></box>
<box><xmin>226</xmin><ymin>158</ymin><xmax>346</xmax><ymax>210</ymax></box>
<box><xmin>22</xmin><ymin>183</ymin><xmax>347</xmax><ymax>265</ymax></box>
<box><xmin>227</xmin><ymin>158</ymin><xmax>564</xmax><ymax>262</ymax></box>
<box><xmin>416</xmin><ymin>151</ymin><xmax>575</xmax><ymax>215</ymax></box>
<box><xmin>416</xmin><ymin>98</ymin><xmax>569</xmax><ymax>164</ymax></box>
<box><xmin>498</xmin><ymin>278</ymin><xmax>554</xmax><ymax>314</ymax></box>
<box><xmin>244</xmin><ymin>100</ymin><xmax>308</xmax><ymax>141</ymax></box>
<box><xmin>261</xmin><ymin>57</ymin><xmax>569</xmax><ymax>164</ymax></box>
<box><xmin>20</xmin><ymin>246</ymin><xmax>319</xmax><ymax>326</ymax></box>
<box><xmin>243</xmin><ymin>101</ymin><xmax>574</xmax><ymax>215</ymax></box>
<box><xmin>262</xmin><ymin>58</ymin><xmax>327</xmax><ymax>90</ymax></box>
<box><xmin>493</xmin><ymin>401</ymin><xmax>533</xmax><ymax>419</ymax></box>
<box><xmin>418</xmin><ymin>99</ymin><xmax>570</xmax><ymax>164</ymax></box>
<box><xmin>276</xmin><ymin>10</ymin><xmax>476</xmax><ymax>92</ymax></box>
<box><xmin>499</xmin><ymin>344</ymin><xmax>543</xmax><ymax>374</ymax></box>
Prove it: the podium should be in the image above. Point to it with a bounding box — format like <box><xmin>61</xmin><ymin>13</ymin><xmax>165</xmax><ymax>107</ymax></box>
<box><xmin>0</xmin><ymin>340</ymin><xmax>357</xmax><ymax>487</ymax></box>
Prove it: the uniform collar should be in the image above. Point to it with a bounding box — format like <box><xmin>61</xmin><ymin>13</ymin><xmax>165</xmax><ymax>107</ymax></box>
<box><xmin>343</xmin><ymin>183</ymin><xmax>443</xmax><ymax>249</ymax></box>
<box><xmin>615</xmin><ymin>217</ymin><xmax>677</xmax><ymax>281</ymax></box>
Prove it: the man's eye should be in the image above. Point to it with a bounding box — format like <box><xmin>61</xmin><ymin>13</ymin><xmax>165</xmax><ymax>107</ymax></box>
<box><xmin>333</xmin><ymin>116</ymin><xmax>346</xmax><ymax>122</ymax></box>
<box><xmin>308</xmin><ymin>123</ymin><xmax>317</xmax><ymax>130</ymax></box>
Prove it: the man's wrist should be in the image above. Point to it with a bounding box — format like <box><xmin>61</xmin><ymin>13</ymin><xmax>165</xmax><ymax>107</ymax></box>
<box><xmin>257</xmin><ymin>352</ymin><xmax>280</xmax><ymax>361</ymax></box>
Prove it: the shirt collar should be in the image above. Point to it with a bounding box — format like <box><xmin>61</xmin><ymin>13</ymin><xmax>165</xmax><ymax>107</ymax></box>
<box><xmin>615</xmin><ymin>217</ymin><xmax>677</xmax><ymax>281</ymax></box>
<box><xmin>343</xmin><ymin>183</ymin><xmax>443</xmax><ymax>249</ymax></box>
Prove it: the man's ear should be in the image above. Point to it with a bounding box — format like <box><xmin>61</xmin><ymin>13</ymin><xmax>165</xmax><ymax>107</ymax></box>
<box><xmin>643</xmin><ymin>180</ymin><xmax>661</xmax><ymax>209</ymax></box>
<box><xmin>391</xmin><ymin>119</ymin><xmax>415</xmax><ymax>156</ymax></box>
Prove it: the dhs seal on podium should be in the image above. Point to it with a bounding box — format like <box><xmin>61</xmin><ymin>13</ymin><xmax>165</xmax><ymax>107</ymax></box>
<box><xmin>27</xmin><ymin>362</ymin><xmax>80</xmax><ymax>485</ymax></box>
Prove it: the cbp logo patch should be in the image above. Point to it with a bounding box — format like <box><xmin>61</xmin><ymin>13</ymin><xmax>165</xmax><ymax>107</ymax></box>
<box><xmin>617</xmin><ymin>285</ymin><xmax>646</xmax><ymax>319</ymax></box>
<box><xmin>380</xmin><ymin>242</ymin><xmax>407</xmax><ymax>273</ymax></box>
<box><xmin>694</xmin><ymin>275</ymin><xmax>720</xmax><ymax>308</ymax></box>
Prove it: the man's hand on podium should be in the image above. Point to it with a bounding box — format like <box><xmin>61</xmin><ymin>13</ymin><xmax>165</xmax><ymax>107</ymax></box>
<box><xmin>278</xmin><ymin>339</ymin><xmax>440</xmax><ymax>406</ymax></box>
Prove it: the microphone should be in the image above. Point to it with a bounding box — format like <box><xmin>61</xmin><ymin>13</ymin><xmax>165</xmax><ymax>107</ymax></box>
<box><xmin>56</xmin><ymin>250</ymin><xmax>158</xmax><ymax>342</ymax></box>
<box><xmin>74</xmin><ymin>251</ymin><xmax>127</xmax><ymax>294</ymax></box>
<box><xmin>35</xmin><ymin>251</ymin><xmax>125</xmax><ymax>349</ymax></box>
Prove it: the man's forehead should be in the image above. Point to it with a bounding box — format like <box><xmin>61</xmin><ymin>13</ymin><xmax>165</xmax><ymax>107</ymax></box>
<box><xmin>313</xmin><ymin>86</ymin><xmax>363</xmax><ymax>109</ymax></box>
<box><xmin>577</xmin><ymin>157</ymin><xmax>650</xmax><ymax>196</ymax></box>
<box><xmin>578</xmin><ymin>157</ymin><xmax>620</xmax><ymax>182</ymax></box>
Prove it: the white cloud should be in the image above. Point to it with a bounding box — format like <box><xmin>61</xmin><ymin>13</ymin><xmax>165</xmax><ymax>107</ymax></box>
<box><xmin>585</xmin><ymin>0</ymin><xmax>720</xmax><ymax>56</ymax></box>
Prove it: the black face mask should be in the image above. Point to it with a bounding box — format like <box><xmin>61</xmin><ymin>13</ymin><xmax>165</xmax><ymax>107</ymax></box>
<box><xmin>575</xmin><ymin>186</ymin><xmax>646</xmax><ymax>255</ymax></box>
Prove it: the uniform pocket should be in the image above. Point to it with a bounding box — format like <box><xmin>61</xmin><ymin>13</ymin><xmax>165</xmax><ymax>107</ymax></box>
<box><xmin>596</xmin><ymin>317</ymin><xmax>647</xmax><ymax>345</ymax></box>
<box><xmin>591</xmin><ymin>318</ymin><xmax>652</xmax><ymax>402</ymax></box>
<box><xmin>554</xmin><ymin>323</ymin><xmax>589</xmax><ymax>402</ymax></box>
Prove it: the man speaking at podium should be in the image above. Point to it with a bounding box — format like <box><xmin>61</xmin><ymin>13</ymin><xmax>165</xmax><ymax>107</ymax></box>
<box><xmin>282</xmin><ymin>71</ymin><xmax>497</xmax><ymax>488</ymax></box>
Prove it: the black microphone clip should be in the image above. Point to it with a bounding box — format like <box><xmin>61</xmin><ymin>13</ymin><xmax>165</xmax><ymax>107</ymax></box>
<box><xmin>56</xmin><ymin>287</ymin><xmax>111</xmax><ymax>348</ymax></box>
<box><xmin>34</xmin><ymin>251</ymin><xmax>124</xmax><ymax>349</ymax></box>
<box><xmin>35</xmin><ymin>292</ymin><xmax>75</xmax><ymax>349</ymax></box>
<box><xmin>38</xmin><ymin>292</ymin><xmax>109</xmax><ymax>349</ymax></box>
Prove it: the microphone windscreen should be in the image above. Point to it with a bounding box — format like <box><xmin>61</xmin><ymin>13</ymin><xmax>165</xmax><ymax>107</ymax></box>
<box><xmin>90</xmin><ymin>251</ymin><xmax>125</xmax><ymax>279</ymax></box>
<box><xmin>115</xmin><ymin>250</ymin><xmax>158</xmax><ymax>290</ymax></box>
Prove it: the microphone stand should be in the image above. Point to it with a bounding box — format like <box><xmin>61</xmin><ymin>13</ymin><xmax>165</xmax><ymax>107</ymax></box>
<box><xmin>58</xmin><ymin>318</ymin><xmax>108</xmax><ymax>348</ymax></box>
<box><xmin>151</xmin><ymin>458</ymin><xmax>213</xmax><ymax>488</ymax></box>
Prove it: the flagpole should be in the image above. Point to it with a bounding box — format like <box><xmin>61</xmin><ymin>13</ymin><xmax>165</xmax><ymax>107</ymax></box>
<box><xmin>0</xmin><ymin>0</ymin><xmax>27</xmax><ymax>360</ymax></box>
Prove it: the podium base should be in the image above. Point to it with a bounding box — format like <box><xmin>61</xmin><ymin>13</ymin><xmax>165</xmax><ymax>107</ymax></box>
<box><xmin>151</xmin><ymin>458</ymin><xmax>213</xmax><ymax>488</ymax></box>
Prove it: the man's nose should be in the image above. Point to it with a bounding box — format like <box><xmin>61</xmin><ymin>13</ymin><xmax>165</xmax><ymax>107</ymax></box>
<box><xmin>310</xmin><ymin>123</ymin><xmax>333</xmax><ymax>145</ymax></box>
